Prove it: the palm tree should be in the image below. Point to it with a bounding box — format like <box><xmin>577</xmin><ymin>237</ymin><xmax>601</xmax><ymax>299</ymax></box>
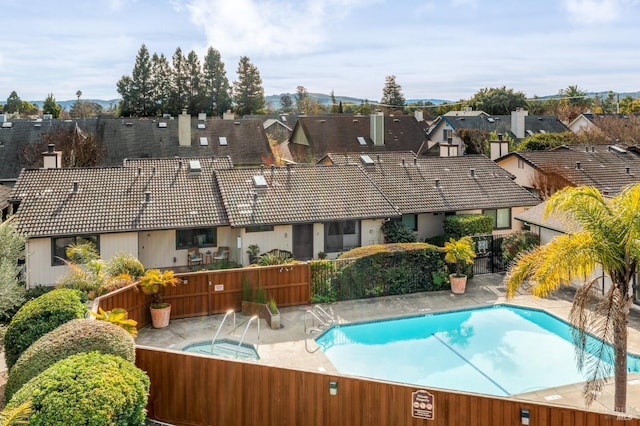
<box><xmin>505</xmin><ymin>183</ymin><xmax>640</xmax><ymax>413</ymax></box>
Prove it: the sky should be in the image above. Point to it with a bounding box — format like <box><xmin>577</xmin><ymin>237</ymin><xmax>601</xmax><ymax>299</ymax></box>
<box><xmin>1</xmin><ymin>0</ymin><xmax>639</xmax><ymax>104</ymax></box>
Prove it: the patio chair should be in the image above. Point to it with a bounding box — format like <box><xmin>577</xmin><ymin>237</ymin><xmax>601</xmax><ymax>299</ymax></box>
<box><xmin>187</xmin><ymin>247</ymin><xmax>203</xmax><ymax>267</ymax></box>
<box><xmin>213</xmin><ymin>246</ymin><xmax>229</xmax><ymax>262</ymax></box>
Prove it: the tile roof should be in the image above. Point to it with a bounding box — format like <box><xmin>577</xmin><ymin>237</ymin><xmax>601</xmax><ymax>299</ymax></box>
<box><xmin>10</xmin><ymin>157</ymin><xmax>229</xmax><ymax>237</ymax></box>
<box><xmin>429</xmin><ymin>115</ymin><xmax>569</xmax><ymax>139</ymax></box>
<box><xmin>0</xmin><ymin>118</ymin><xmax>99</xmax><ymax>182</ymax></box>
<box><xmin>501</xmin><ymin>145</ymin><xmax>640</xmax><ymax>194</ymax></box>
<box><xmin>214</xmin><ymin>164</ymin><xmax>400</xmax><ymax>227</ymax></box>
<box><xmin>289</xmin><ymin>114</ymin><xmax>430</xmax><ymax>162</ymax></box>
<box><xmin>322</xmin><ymin>151</ymin><xmax>417</xmax><ymax>165</ymax></box>
<box><xmin>338</xmin><ymin>154</ymin><xmax>540</xmax><ymax>213</ymax></box>
<box><xmin>99</xmin><ymin>117</ymin><xmax>273</xmax><ymax>166</ymax></box>
<box><xmin>514</xmin><ymin>201</ymin><xmax>579</xmax><ymax>234</ymax></box>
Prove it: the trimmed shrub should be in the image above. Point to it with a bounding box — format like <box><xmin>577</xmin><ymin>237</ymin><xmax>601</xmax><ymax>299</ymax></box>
<box><xmin>333</xmin><ymin>243</ymin><xmax>448</xmax><ymax>300</ymax></box>
<box><xmin>7</xmin><ymin>351</ymin><xmax>150</xmax><ymax>425</ymax></box>
<box><xmin>444</xmin><ymin>214</ymin><xmax>493</xmax><ymax>238</ymax></box>
<box><xmin>103</xmin><ymin>252</ymin><xmax>145</xmax><ymax>279</ymax></box>
<box><xmin>5</xmin><ymin>318</ymin><xmax>135</xmax><ymax>401</ymax></box>
<box><xmin>382</xmin><ymin>221</ymin><xmax>417</xmax><ymax>243</ymax></box>
<box><xmin>3</xmin><ymin>288</ymin><xmax>86</xmax><ymax>370</ymax></box>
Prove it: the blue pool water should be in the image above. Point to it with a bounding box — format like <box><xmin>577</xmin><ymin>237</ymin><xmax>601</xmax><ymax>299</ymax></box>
<box><xmin>315</xmin><ymin>305</ymin><xmax>640</xmax><ymax>396</ymax></box>
<box><xmin>183</xmin><ymin>339</ymin><xmax>260</xmax><ymax>361</ymax></box>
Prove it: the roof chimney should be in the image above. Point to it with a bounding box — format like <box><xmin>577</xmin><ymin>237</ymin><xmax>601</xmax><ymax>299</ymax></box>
<box><xmin>470</xmin><ymin>168</ymin><xmax>476</xmax><ymax>178</ymax></box>
<box><xmin>370</xmin><ymin>112</ymin><xmax>384</xmax><ymax>146</ymax></box>
<box><xmin>72</xmin><ymin>181</ymin><xmax>78</xmax><ymax>193</ymax></box>
<box><xmin>413</xmin><ymin>158</ymin><xmax>417</xmax><ymax>166</ymax></box>
<box><xmin>42</xmin><ymin>144</ymin><xmax>62</xmax><ymax>169</ymax></box>
<box><xmin>178</xmin><ymin>109</ymin><xmax>191</xmax><ymax>146</ymax></box>
<box><xmin>402</xmin><ymin>158</ymin><xmax>406</xmax><ymax>167</ymax></box>
<box><xmin>144</xmin><ymin>191</ymin><xmax>151</xmax><ymax>203</ymax></box>
<box><xmin>626</xmin><ymin>166</ymin><xmax>631</xmax><ymax>175</ymax></box>
<box><xmin>414</xmin><ymin>110</ymin><xmax>424</xmax><ymax>122</ymax></box>
<box><xmin>177</xmin><ymin>160</ymin><xmax>183</xmax><ymax>170</ymax></box>
<box><xmin>497</xmin><ymin>133</ymin><xmax>503</xmax><ymax>141</ymax></box>
<box><xmin>435</xmin><ymin>178</ymin><xmax>440</xmax><ymax>188</ymax></box>
<box><xmin>576</xmin><ymin>161</ymin><xmax>581</xmax><ymax>170</ymax></box>
<box><xmin>511</xmin><ymin>109</ymin><xmax>528</xmax><ymax>139</ymax></box>
<box><xmin>137</xmin><ymin>167</ymin><xmax>142</xmax><ymax>176</ymax></box>
<box><xmin>490</xmin><ymin>137</ymin><xmax>509</xmax><ymax>160</ymax></box>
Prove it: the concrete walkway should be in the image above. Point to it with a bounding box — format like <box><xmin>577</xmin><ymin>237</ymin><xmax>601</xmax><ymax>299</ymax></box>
<box><xmin>136</xmin><ymin>273</ymin><xmax>640</xmax><ymax>418</ymax></box>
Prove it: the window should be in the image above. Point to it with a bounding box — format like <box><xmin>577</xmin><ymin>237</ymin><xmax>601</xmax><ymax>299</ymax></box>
<box><xmin>245</xmin><ymin>225</ymin><xmax>274</xmax><ymax>233</ymax></box>
<box><xmin>176</xmin><ymin>228</ymin><xmax>217</xmax><ymax>250</ymax></box>
<box><xmin>324</xmin><ymin>220</ymin><xmax>360</xmax><ymax>252</ymax></box>
<box><xmin>52</xmin><ymin>235</ymin><xmax>99</xmax><ymax>266</ymax></box>
<box><xmin>392</xmin><ymin>214</ymin><xmax>417</xmax><ymax>231</ymax></box>
<box><xmin>443</xmin><ymin>129</ymin><xmax>452</xmax><ymax>141</ymax></box>
<box><xmin>517</xmin><ymin>158</ymin><xmax>525</xmax><ymax>169</ymax></box>
<box><xmin>483</xmin><ymin>208</ymin><xmax>511</xmax><ymax>230</ymax></box>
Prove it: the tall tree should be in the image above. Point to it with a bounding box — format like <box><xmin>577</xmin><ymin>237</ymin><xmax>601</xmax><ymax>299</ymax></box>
<box><xmin>330</xmin><ymin>90</ymin><xmax>338</xmax><ymax>113</ymax></box>
<box><xmin>380</xmin><ymin>75</ymin><xmax>405</xmax><ymax>109</ymax></box>
<box><xmin>116</xmin><ymin>75</ymin><xmax>134</xmax><ymax>117</ymax></box>
<box><xmin>150</xmin><ymin>53</ymin><xmax>172</xmax><ymax>116</ymax></box>
<box><xmin>232</xmin><ymin>56</ymin><xmax>265</xmax><ymax>116</ymax></box>
<box><xmin>4</xmin><ymin>91</ymin><xmax>22</xmax><ymax>114</ymax></box>
<box><xmin>506</xmin><ymin>184</ymin><xmax>640</xmax><ymax>412</ymax></box>
<box><xmin>42</xmin><ymin>93</ymin><xmax>62</xmax><ymax>118</ymax></box>
<box><xmin>130</xmin><ymin>44</ymin><xmax>153</xmax><ymax>116</ymax></box>
<box><xmin>169</xmin><ymin>47</ymin><xmax>189</xmax><ymax>116</ymax></box>
<box><xmin>201</xmin><ymin>47</ymin><xmax>232</xmax><ymax>117</ymax></box>
<box><xmin>184</xmin><ymin>50</ymin><xmax>204</xmax><ymax>115</ymax></box>
<box><xmin>279</xmin><ymin>94</ymin><xmax>293</xmax><ymax>113</ymax></box>
<box><xmin>466</xmin><ymin>86</ymin><xmax>527</xmax><ymax>115</ymax></box>
<box><xmin>295</xmin><ymin>86</ymin><xmax>309</xmax><ymax>113</ymax></box>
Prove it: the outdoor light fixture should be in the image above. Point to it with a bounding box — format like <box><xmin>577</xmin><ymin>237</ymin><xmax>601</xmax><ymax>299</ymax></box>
<box><xmin>520</xmin><ymin>408</ymin><xmax>530</xmax><ymax>425</ymax></box>
<box><xmin>329</xmin><ymin>380</ymin><xmax>338</xmax><ymax>396</ymax></box>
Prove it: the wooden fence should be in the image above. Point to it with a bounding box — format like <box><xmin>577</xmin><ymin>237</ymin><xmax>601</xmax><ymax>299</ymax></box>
<box><xmin>94</xmin><ymin>264</ymin><xmax>311</xmax><ymax>329</ymax></box>
<box><xmin>136</xmin><ymin>346</ymin><xmax>639</xmax><ymax>426</ymax></box>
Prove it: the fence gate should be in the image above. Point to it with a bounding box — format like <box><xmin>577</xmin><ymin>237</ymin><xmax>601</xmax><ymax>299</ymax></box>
<box><xmin>472</xmin><ymin>233</ymin><xmax>509</xmax><ymax>275</ymax></box>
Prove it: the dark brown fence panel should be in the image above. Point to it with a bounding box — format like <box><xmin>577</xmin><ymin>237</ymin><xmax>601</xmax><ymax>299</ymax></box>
<box><xmin>164</xmin><ymin>272</ymin><xmax>210</xmax><ymax>319</ymax></box>
<box><xmin>136</xmin><ymin>347</ymin><xmax>639</xmax><ymax>426</ymax></box>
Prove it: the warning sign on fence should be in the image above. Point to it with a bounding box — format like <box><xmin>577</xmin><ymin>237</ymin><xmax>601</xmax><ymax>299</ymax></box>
<box><xmin>411</xmin><ymin>390</ymin><xmax>434</xmax><ymax>420</ymax></box>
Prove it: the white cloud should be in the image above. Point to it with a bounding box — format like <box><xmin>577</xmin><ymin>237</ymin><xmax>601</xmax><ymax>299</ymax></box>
<box><xmin>185</xmin><ymin>0</ymin><xmax>369</xmax><ymax>57</ymax></box>
<box><xmin>562</xmin><ymin>0</ymin><xmax>621</xmax><ymax>24</ymax></box>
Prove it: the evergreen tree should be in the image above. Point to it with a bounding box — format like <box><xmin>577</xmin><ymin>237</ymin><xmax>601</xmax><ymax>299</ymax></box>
<box><xmin>130</xmin><ymin>44</ymin><xmax>153</xmax><ymax>116</ymax></box>
<box><xmin>42</xmin><ymin>93</ymin><xmax>62</xmax><ymax>118</ymax></box>
<box><xmin>232</xmin><ymin>56</ymin><xmax>265</xmax><ymax>116</ymax></box>
<box><xmin>184</xmin><ymin>50</ymin><xmax>204</xmax><ymax>115</ymax></box>
<box><xmin>4</xmin><ymin>91</ymin><xmax>22</xmax><ymax>114</ymax></box>
<box><xmin>380</xmin><ymin>75</ymin><xmax>405</xmax><ymax>109</ymax></box>
<box><xmin>150</xmin><ymin>53</ymin><xmax>172</xmax><ymax>116</ymax></box>
<box><xmin>330</xmin><ymin>90</ymin><xmax>338</xmax><ymax>113</ymax></box>
<box><xmin>116</xmin><ymin>76</ymin><xmax>134</xmax><ymax>117</ymax></box>
<box><xmin>169</xmin><ymin>47</ymin><xmax>189</xmax><ymax>116</ymax></box>
<box><xmin>279</xmin><ymin>94</ymin><xmax>293</xmax><ymax>113</ymax></box>
<box><xmin>202</xmin><ymin>47</ymin><xmax>232</xmax><ymax>117</ymax></box>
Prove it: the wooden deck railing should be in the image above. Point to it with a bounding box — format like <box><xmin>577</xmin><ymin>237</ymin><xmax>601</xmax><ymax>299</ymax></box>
<box><xmin>93</xmin><ymin>264</ymin><xmax>311</xmax><ymax>328</ymax></box>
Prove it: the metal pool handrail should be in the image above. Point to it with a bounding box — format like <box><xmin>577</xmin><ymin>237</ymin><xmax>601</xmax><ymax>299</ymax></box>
<box><xmin>211</xmin><ymin>310</ymin><xmax>236</xmax><ymax>351</ymax></box>
<box><xmin>236</xmin><ymin>315</ymin><xmax>260</xmax><ymax>358</ymax></box>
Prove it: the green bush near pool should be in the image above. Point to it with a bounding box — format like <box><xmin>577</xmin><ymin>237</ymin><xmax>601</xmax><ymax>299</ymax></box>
<box><xmin>3</xmin><ymin>288</ymin><xmax>86</xmax><ymax>369</ymax></box>
<box><xmin>5</xmin><ymin>318</ymin><xmax>135</xmax><ymax>401</ymax></box>
<box><xmin>7</xmin><ymin>351</ymin><xmax>150</xmax><ymax>425</ymax></box>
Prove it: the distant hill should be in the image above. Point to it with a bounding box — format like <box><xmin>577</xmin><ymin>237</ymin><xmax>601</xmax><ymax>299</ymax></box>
<box><xmin>29</xmin><ymin>99</ymin><xmax>119</xmax><ymax>111</ymax></box>
<box><xmin>265</xmin><ymin>93</ymin><xmax>451</xmax><ymax>109</ymax></box>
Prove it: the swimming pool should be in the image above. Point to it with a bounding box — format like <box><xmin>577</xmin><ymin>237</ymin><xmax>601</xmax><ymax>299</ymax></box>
<box><xmin>315</xmin><ymin>305</ymin><xmax>640</xmax><ymax>396</ymax></box>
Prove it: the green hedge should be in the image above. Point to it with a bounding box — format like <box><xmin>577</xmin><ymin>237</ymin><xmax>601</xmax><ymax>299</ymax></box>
<box><xmin>7</xmin><ymin>351</ymin><xmax>150</xmax><ymax>425</ymax></box>
<box><xmin>329</xmin><ymin>243</ymin><xmax>449</xmax><ymax>301</ymax></box>
<box><xmin>3</xmin><ymin>288</ymin><xmax>86</xmax><ymax>370</ymax></box>
<box><xmin>5</xmin><ymin>318</ymin><xmax>135</xmax><ymax>401</ymax></box>
<box><xmin>444</xmin><ymin>214</ymin><xmax>493</xmax><ymax>238</ymax></box>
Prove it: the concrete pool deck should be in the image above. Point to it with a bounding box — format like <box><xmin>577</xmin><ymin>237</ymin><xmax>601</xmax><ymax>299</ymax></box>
<box><xmin>135</xmin><ymin>273</ymin><xmax>640</xmax><ymax>418</ymax></box>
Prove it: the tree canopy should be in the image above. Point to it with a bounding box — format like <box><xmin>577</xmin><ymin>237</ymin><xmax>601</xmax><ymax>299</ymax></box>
<box><xmin>233</xmin><ymin>56</ymin><xmax>265</xmax><ymax>116</ymax></box>
<box><xmin>466</xmin><ymin>86</ymin><xmax>527</xmax><ymax>115</ymax></box>
<box><xmin>380</xmin><ymin>75</ymin><xmax>405</xmax><ymax>109</ymax></box>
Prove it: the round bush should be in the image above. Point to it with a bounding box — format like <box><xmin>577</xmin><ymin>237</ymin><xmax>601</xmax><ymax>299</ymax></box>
<box><xmin>7</xmin><ymin>351</ymin><xmax>150</xmax><ymax>425</ymax></box>
<box><xmin>3</xmin><ymin>288</ymin><xmax>86</xmax><ymax>370</ymax></box>
<box><xmin>5</xmin><ymin>318</ymin><xmax>135</xmax><ymax>401</ymax></box>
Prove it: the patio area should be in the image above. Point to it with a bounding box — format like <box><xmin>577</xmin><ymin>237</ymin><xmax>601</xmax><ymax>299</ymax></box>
<box><xmin>136</xmin><ymin>273</ymin><xmax>640</xmax><ymax>419</ymax></box>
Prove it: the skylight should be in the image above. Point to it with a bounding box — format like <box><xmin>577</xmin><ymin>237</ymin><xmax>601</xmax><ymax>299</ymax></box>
<box><xmin>189</xmin><ymin>160</ymin><xmax>202</xmax><ymax>174</ymax></box>
<box><xmin>253</xmin><ymin>175</ymin><xmax>268</xmax><ymax>188</ymax></box>
<box><xmin>357</xmin><ymin>136</ymin><xmax>367</xmax><ymax>146</ymax></box>
<box><xmin>197</xmin><ymin>123</ymin><xmax>205</xmax><ymax>129</ymax></box>
<box><xmin>526</xmin><ymin>129</ymin><xmax>534</xmax><ymax>136</ymax></box>
<box><xmin>219</xmin><ymin>137</ymin><xmax>228</xmax><ymax>146</ymax></box>
<box><xmin>158</xmin><ymin>122</ymin><xmax>167</xmax><ymax>128</ymax></box>
<box><xmin>200</xmin><ymin>137</ymin><xmax>208</xmax><ymax>146</ymax></box>
<box><xmin>1</xmin><ymin>122</ymin><xmax>13</xmax><ymax>128</ymax></box>
<box><xmin>360</xmin><ymin>155</ymin><xmax>374</xmax><ymax>166</ymax></box>
<box><xmin>487</xmin><ymin>117</ymin><xmax>495</xmax><ymax>123</ymax></box>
